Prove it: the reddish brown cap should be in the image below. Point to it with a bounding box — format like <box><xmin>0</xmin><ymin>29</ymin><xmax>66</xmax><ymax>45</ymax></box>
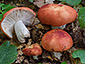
<box><xmin>23</xmin><ymin>43</ymin><xmax>42</xmax><ymax>56</ymax></box>
<box><xmin>42</xmin><ymin>29</ymin><xmax>73</xmax><ymax>52</ymax></box>
<box><xmin>38</xmin><ymin>4</ymin><xmax>77</xmax><ymax>26</ymax></box>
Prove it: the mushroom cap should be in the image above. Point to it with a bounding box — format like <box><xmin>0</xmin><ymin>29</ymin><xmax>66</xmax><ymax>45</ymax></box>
<box><xmin>0</xmin><ymin>7</ymin><xmax>36</xmax><ymax>38</ymax></box>
<box><xmin>38</xmin><ymin>4</ymin><xmax>77</xmax><ymax>26</ymax></box>
<box><xmin>41</xmin><ymin>29</ymin><xmax>73</xmax><ymax>52</ymax></box>
<box><xmin>23</xmin><ymin>43</ymin><xmax>42</xmax><ymax>56</ymax></box>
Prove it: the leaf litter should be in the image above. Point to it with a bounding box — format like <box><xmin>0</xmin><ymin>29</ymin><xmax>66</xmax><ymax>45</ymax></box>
<box><xmin>0</xmin><ymin>0</ymin><xmax>85</xmax><ymax>64</ymax></box>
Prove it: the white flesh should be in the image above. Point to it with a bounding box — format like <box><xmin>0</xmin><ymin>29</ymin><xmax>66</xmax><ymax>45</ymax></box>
<box><xmin>15</xmin><ymin>20</ymin><xmax>30</xmax><ymax>43</ymax></box>
<box><xmin>1</xmin><ymin>9</ymin><xmax>37</xmax><ymax>43</ymax></box>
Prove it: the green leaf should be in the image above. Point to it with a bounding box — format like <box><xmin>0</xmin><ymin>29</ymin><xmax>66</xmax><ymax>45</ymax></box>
<box><xmin>72</xmin><ymin>50</ymin><xmax>85</xmax><ymax>63</ymax></box>
<box><xmin>59</xmin><ymin>0</ymin><xmax>66</xmax><ymax>2</ymax></box>
<box><xmin>0</xmin><ymin>3</ymin><xmax>15</xmax><ymax>21</ymax></box>
<box><xmin>28</xmin><ymin>0</ymin><xmax>34</xmax><ymax>3</ymax></box>
<box><xmin>5</xmin><ymin>6</ymin><xmax>15</xmax><ymax>11</ymax></box>
<box><xmin>38</xmin><ymin>63</ymin><xmax>42</xmax><ymax>64</ymax></box>
<box><xmin>0</xmin><ymin>14</ymin><xmax>3</xmax><ymax>21</ymax></box>
<box><xmin>2</xmin><ymin>4</ymin><xmax>10</xmax><ymax>10</ymax></box>
<box><xmin>78</xmin><ymin>7</ymin><xmax>85</xmax><ymax>29</ymax></box>
<box><xmin>0</xmin><ymin>3</ymin><xmax>4</xmax><ymax>7</ymax></box>
<box><xmin>61</xmin><ymin>61</ymin><xmax>67</xmax><ymax>64</ymax></box>
<box><xmin>0</xmin><ymin>9</ymin><xmax>3</xmax><ymax>13</ymax></box>
<box><xmin>2</xmin><ymin>6</ymin><xmax>15</xmax><ymax>14</ymax></box>
<box><xmin>0</xmin><ymin>41</ymin><xmax>17</xmax><ymax>64</ymax></box>
<box><xmin>59</xmin><ymin>0</ymin><xmax>81</xmax><ymax>6</ymax></box>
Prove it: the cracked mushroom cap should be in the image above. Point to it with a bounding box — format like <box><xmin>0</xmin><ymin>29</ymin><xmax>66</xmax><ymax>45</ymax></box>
<box><xmin>0</xmin><ymin>7</ymin><xmax>36</xmax><ymax>43</ymax></box>
<box><xmin>38</xmin><ymin>4</ymin><xmax>77</xmax><ymax>26</ymax></box>
<box><xmin>41</xmin><ymin>29</ymin><xmax>73</xmax><ymax>52</ymax></box>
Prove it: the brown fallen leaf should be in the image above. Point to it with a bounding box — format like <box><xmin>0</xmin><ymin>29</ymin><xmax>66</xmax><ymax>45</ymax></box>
<box><xmin>33</xmin><ymin>0</ymin><xmax>45</xmax><ymax>8</ymax></box>
<box><xmin>33</xmin><ymin>0</ymin><xmax>55</xmax><ymax>8</ymax></box>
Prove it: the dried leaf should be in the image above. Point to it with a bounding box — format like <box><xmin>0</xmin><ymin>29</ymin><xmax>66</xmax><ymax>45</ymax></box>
<box><xmin>33</xmin><ymin>0</ymin><xmax>55</xmax><ymax>8</ymax></box>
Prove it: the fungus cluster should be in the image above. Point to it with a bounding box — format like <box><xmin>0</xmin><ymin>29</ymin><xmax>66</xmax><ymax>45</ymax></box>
<box><xmin>37</xmin><ymin>4</ymin><xmax>77</xmax><ymax>52</ymax></box>
<box><xmin>0</xmin><ymin>4</ymin><xmax>77</xmax><ymax>56</ymax></box>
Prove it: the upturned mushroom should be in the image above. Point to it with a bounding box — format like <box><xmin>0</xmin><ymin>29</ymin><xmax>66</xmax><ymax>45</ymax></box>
<box><xmin>41</xmin><ymin>29</ymin><xmax>73</xmax><ymax>52</ymax></box>
<box><xmin>0</xmin><ymin>7</ymin><xmax>39</xmax><ymax>43</ymax></box>
<box><xmin>23</xmin><ymin>43</ymin><xmax>42</xmax><ymax>56</ymax></box>
<box><xmin>38</xmin><ymin>4</ymin><xmax>77</xmax><ymax>26</ymax></box>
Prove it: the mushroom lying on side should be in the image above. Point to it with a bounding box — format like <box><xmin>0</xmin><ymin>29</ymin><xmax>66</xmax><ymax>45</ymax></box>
<box><xmin>23</xmin><ymin>43</ymin><xmax>42</xmax><ymax>56</ymax></box>
<box><xmin>38</xmin><ymin>4</ymin><xmax>77</xmax><ymax>26</ymax></box>
<box><xmin>41</xmin><ymin>29</ymin><xmax>73</xmax><ymax>52</ymax></box>
<box><xmin>0</xmin><ymin>7</ymin><xmax>39</xmax><ymax>43</ymax></box>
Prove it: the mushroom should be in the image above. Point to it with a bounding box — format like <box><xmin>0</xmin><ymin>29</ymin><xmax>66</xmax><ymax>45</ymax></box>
<box><xmin>41</xmin><ymin>29</ymin><xmax>73</xmax><ymax>52</ymax></box>
<box><xmin>38</xmin><ymin>4</ymin><xmax>77</xmax><ymax>26</ymax></box>
<box><xmin>0</xmin><ymin>7</ymin><xmax>39</xmax><ymax>43</ymax></box>
<box><xmin>23</xmin><ymin>43</ymin><xmax>42</xmax><ymax>56</ymax></box>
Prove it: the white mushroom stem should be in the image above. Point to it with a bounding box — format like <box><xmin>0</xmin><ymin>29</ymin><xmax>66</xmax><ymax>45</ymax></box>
<box><xmin>14</xmin><ymin>20</ymin><xmax>30</xmax><ymax>43</ymax></box>
<box><xmin>33</xmin><ymin>56</ymin><xmax>39</xmax><ymax>60</ymax></box>
<box><xmin>51</xmin><ymin>24</ymin><xmax>66</xmax><ymax>29</ymax></box>
<box><xmin>53</xmin><ymin>52</ymin><xmax>62</xmax><ymax>60</ymax></box>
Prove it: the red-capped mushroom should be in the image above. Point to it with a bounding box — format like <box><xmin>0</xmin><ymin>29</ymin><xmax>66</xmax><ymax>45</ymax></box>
<box><xmin>41</xmin><ymin>29</ymin><xmax>73</xmax><ymax>52</ymax></box>
<box><xmin>23</xmin><ymin>43</ymin><xmax>42</xmax><ymax>56</ymax></box>
<box><xmin>0</xmin><ymin>7</ymin><xmax>39</xmax><ymax>43</ymax></box>
<box><xmin>38</xmin><ymin>4</ymin><xmax>77</xmax><ymax>26</ymax></box>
